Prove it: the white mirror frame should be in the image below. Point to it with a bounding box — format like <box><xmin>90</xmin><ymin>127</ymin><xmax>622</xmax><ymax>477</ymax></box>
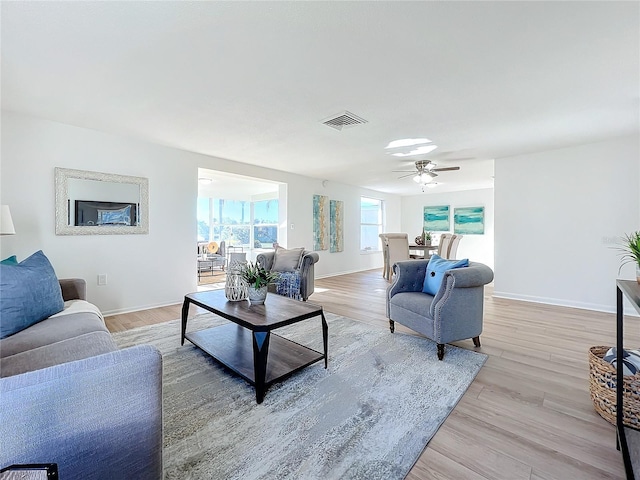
<box><xmin>55</xmin><ymin>167</ymin><xmax>149</xmax><ymax>235</ymax></box>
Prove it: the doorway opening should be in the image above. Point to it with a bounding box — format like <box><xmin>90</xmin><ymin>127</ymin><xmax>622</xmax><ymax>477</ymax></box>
<box><xmin>196</xmin><ymin>168</ymin><xmax>287</xmax><ymax>288</ymax></box>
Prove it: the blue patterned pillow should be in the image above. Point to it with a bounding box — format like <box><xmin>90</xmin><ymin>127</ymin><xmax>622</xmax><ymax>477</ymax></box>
<box><xmin>422</xmin><ymin>254</ymin><xmax>469</xmax><ymax>296</ymax></box>
<box><xmin>0</xmin><ymin>250</ymin><xmax>64</xmax><ymax>339</ymax></box>
<box><xmin>275</xmin><ymin>271</ymin><xmax>302</xmax><ymax>300</ymax></box>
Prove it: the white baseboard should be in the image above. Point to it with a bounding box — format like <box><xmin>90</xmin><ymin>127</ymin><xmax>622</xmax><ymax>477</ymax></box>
<box><xmin>315</xmin><ymin>267</ymin><xmax>378</xmax><ymax>279</ymax></box>
<box><xmin>492</xmin><ymin>291</ymin><xmax>639</xmax><ymax>317</ymax></box>
<box><xmin>102</xmin><ymin>299</ymin><xmax>183</xmax><ymax>317</ymax></box>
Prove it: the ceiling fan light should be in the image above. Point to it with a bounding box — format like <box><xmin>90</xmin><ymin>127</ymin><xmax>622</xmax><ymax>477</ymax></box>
<box><xmin>413</xmin><ymin>174</ymin><xmax>422</xmax><ymax>183</ymax></box>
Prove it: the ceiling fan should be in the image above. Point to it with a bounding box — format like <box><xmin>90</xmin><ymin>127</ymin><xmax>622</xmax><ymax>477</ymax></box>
<box><xmin>394</xmin><ymin>160</ymin><xmax>460</xmax><ymax>184</ymax></box>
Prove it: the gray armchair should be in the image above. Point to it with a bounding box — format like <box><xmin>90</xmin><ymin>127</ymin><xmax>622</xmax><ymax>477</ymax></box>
<box><xmin>256</xmin><ymin>249</ymin><xmax>319</xmax><ymax>301</ymax></box>
<box><xmin>386</xmin><ymin>259</ymin><xmax>494</xmax><ymax>360</ymax></box>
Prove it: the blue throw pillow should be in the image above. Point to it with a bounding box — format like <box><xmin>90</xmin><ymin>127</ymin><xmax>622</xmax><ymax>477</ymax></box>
<box><xmin>422</xmin><ymin>254</ymin><xmax>469</xmax><ymax>296</ymax></box>
<box><xmin>0</xmin><ymin>255</ymin><xmax>18</xmax><ymax>265</ymax></box>
<box><xmin>0</xmin><ymin>250</ymin><xmax>64</xmax><ymax>339</ymax></box>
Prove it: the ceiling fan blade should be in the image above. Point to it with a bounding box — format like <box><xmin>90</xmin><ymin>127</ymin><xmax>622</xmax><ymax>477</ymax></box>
<box><xmin>392</xmin><ymin>170</ymin><xmax>415</xmax><ymax>173</ymax></box>
<box><xmin>397</xmin><ymin>173</ymin><xmax>416</xmax><ymax>179</ymax></box>
<box><xmin>432</xmin><ymin>166</ymin><xmax>460</xmax><ymax>172</ymax></box>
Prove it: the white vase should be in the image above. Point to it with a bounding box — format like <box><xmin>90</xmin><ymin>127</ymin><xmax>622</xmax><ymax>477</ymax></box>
<box><xmin>224</xmin><ymin>271</ymin><xmax>248</xmax><ymax>301</ymax></box>
<box><xmin>247</xmin><ymin>285</ymin><xmax>268</xmax><ymax>305</ymax></box>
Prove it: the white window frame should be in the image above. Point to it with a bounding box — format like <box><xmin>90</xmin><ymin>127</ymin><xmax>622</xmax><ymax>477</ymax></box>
<box><xmin>360</xmin><ymin>196</ymin><xmax>385</xmax><ymax>253</ymax></box>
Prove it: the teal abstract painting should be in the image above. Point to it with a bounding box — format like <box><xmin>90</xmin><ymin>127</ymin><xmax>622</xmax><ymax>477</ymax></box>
<box><xmin>423</xmin><ymin>205</ymin><xmax>450</xmax><ymax>232</ymax></box>
<box><xmin>454</xmin><ymin>206</ymin><xmax>485</xmax><ymax>235</ymax></box>
<box><xmin>330</xmin><ymin>200</ymin><xmax>344</xmax><ymax>253</ymax></box>
<box><xmin>313</xmin><ymin>194</ymin><xmax>328</xmax><ymax>250</ymax></box>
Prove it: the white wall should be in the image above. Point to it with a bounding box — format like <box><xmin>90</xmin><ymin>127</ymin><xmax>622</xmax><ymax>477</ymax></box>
<box><xmin>401</xmin><ymin>188</ymin><xmax>494</xmax><ymax>269</ymax></box>
<box><xmin>494</xmin><ymin>135</ymin><xmax>639</xmax><ymax>312</ymax></box>
<box><xmin>0</xmin><ymin>112</ymin><xmax>401</xmax><ymax>314</ymax></box>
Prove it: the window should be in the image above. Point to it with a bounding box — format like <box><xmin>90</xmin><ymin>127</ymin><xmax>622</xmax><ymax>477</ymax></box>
<box><xmin>253</xmin><ymin>199</ymin><xmax>279</xmax><ymax>248</ymax></box>
<box><xmin>360</xmin><ymin>196</ymin><xmax>384</xmax><ymax>252</ymax></box>
<box><xmin>197</xmin><ymin>197</ymin><xmax>279</xmax><ymax>249</ymax></box>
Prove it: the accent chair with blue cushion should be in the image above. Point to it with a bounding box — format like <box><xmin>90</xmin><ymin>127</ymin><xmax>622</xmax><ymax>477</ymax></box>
<box><xmin>386</xmin><ymin>257</ymin><xmax>494</xmax><ymax>360</ymax></box>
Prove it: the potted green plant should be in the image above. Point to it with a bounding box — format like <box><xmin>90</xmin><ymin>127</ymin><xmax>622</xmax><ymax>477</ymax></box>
<box><xmin>618</xmin><ymin>231</ymin><xmax>640</xmax><ymax>284</ymax></box>
<box><xmin>424</xmin><ymin>231</ymin><xmax>432</xmax><ymax>246</ymax></box>
<box><xmin>239</xmin><ymin>261</ymin><xmax>280</xmax><ymax>305</ymax></box>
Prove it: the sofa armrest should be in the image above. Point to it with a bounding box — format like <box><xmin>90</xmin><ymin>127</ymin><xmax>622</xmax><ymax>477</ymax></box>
<box><xmin>256</xmin><ymin>251</ymin><xmax>275</xmax><ymax>270</ymax></box>
<box><xmin>59</xmin><ymin>278</ymin><xmax>86</xmax><ymax>301</ymax></box>
<box><xmin>0</xmin><ymin>345</ymin><xmax>163</xmax><ymax>480</ymax></box>
<box><xmin>430</xmin><ymin>262</ymin><xmax>494</xmax><ymax>318</ymax></box>
<box><xmin>299</xmin><ymin>251</ymin><xmax>319</xmax><ymax>301</ymax></box>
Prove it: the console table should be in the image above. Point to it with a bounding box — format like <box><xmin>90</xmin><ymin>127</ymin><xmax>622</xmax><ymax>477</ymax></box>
<box><xmin>616</xmin><ymin>279</ymin><xmax>640</xmax><ymax>479</ymax></box>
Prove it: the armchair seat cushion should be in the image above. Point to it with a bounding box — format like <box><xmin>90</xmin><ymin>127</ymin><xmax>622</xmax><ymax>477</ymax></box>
<box><xmin>388</xmin><ymin>292</ymin><xmax>436</xmax><ymax>339</ymax></box>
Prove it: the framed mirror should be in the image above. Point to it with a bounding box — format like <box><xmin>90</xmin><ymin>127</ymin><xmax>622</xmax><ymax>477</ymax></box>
<box><xmin>55</xmin><ymin>167</ymin><xmax>149</xmax><ymax>235</ymax></box>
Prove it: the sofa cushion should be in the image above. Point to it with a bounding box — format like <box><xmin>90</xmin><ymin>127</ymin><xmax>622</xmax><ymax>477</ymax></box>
<box><xmin>272</xmin><ymin>247</ymin><xmax>304</xmax><ymax>272</ymax></box>
<box><xmin>422</xmin><ymin>254</ymin><xmax>469</xmax><ymax>295</ymax></box>
<box><xmin>0</xmin><ymin>308</ymin><xmax>107</xmax><ymax>358</ymax></box>
<box><xmin>0</xmin><ymin>255</ymin><xmax>18</xmax><ymax>265</ymax></box>
<box><xmin>0</xmin><ymin>250</ymin><xmax>64</xmax><ymax>339</ymax></box>
<box><xmin>0</xmin><ymin>331</ymin><xmax>117</xmax><ymax>378</ymax></box>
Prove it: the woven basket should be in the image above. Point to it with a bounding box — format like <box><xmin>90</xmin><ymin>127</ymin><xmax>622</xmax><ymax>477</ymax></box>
<box><xmin>588</xmin><ymin>346</ymin><xmax>640</xmax><ymax>427</ymax></box>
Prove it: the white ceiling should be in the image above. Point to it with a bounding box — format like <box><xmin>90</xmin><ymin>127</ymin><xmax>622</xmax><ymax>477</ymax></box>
<box><xmin>2</xmin><ymin>2</ymin><xmax>638</xmax><ymax>196</ymax></box>
<box><xmin>198</xmin><ymin>168</ymin><xmax>280</xmax><ymax>200</ymax></box>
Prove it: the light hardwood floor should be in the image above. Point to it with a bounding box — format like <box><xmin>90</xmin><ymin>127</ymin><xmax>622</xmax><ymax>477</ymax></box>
<box><xmin>105</xmin><ymin>269</ymin><xmax>635</xmax><ymax>479</ymax></box>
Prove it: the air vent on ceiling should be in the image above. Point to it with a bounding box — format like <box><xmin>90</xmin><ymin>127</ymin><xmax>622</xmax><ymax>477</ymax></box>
<box><xmin>321</xmin><ymin>111</ymin><xmax>368</xmax><ymax>131</ymax></box>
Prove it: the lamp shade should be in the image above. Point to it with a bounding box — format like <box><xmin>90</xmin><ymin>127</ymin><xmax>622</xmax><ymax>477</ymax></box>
<box><xmin>1</xmin><ymin>205</ymin><xmax>16</xmax><ymax>235</ymax></box>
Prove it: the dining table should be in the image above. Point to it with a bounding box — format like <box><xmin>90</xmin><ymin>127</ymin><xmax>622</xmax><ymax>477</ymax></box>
<box><xmin>408</xmin><ymin>244</ymin><xmax>438</xmax><ymax>259</ymax></box>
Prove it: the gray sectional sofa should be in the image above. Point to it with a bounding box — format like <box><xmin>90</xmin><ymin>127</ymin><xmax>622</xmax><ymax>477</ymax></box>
<box><xmin>0</xmin><ymin>279</ymin><xmax>163</xmax><ymax>479</ymax></box>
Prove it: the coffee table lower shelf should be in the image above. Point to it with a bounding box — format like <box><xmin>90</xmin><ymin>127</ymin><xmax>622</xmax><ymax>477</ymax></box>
<box><xmin>185</xmin><ymin>323</ymin><xmax>324</xmax><ymax>400</ymax></box>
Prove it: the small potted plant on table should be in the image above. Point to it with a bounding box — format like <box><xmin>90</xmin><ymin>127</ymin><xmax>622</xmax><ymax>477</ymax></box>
<box><xmin>424</xmin><ymin>231</ymin><xmax>432</xmax><ymax>246</ymax></box>
<box><xmin>239</xmin><ymin>261</ymin><xmax>280</xmax><ymax>305</ymax></box>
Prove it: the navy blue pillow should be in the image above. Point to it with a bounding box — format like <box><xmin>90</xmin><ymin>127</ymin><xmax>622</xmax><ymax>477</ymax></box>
<box><xmin>0</xmin><ymin>250</ymin><xmax>64</xmax><ymax>339</ymax></box>
<box><xmin>422</xmin><ymin>254</ymin><xmax>469</xmax><ymax>295</ymax></box>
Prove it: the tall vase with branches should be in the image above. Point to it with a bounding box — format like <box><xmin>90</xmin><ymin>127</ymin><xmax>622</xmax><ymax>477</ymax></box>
<box><xmin>618</xmin><ymin>231</ymin><xmax>640</xmax><ymax>284</ymax></box>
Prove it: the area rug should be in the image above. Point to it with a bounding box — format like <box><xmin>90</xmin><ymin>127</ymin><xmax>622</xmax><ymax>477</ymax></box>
<box><xmin>113</xmin><ymin>312</ymin><xmax>487</xmax><ymax>480</ymax></box>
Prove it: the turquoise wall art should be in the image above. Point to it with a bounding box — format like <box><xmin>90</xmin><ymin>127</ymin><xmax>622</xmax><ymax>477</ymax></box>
<box><xmin>313</xmin><ymin>194</ymin><xmax>329</xmax><ymax>251</ymax></box>
<box><xmin>329</xmin><ymin>199</ymin><xmax>344</xmax><ymax>253</ymax></box>
<box><xmin>454</xmin><ymin>206</ymin><xmax>485</xmax><ymax>235</ymax></box>
<box><xmin>423</xmin><ymin>205</ymin><xmax>450</xmax><ymax>232</ymax></box>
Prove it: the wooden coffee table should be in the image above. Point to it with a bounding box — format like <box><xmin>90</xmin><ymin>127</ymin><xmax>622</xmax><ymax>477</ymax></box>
<box><xmin>181</xmin><ymin>290</ymin><xmax>328</xmax><ymax>404</ymax></box>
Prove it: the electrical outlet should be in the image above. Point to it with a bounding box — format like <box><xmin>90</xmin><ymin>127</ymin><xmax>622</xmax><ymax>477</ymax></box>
<box><xmin>97</xmin><ymin>274</ymin><xmax>107</xmax><ymax>286</ymax></box>
<box><xmin>290</xmin><ymin>223</ymin><xmax>295</xmax><ymax>230</ymax></box>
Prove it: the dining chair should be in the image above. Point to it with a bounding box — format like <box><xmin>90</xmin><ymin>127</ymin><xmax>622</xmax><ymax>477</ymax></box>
<box><xmin>447</xmin><ymin>234</ymin><xmax>463</xmax><ymax>260</ymax></box>
<box><xmin>378</xmin><ymin>234</ymin><xmax>390</xmax><ymax>280</ymax></box>
<box><xmin>383</xmin><ymin>233</ymin><xmax>409</xmax><ymax>282</ymax></box>
<box><xmin>437</xmin><ymin>233</ymin><xmax>453</xmax><ymax>258</ymax></box>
